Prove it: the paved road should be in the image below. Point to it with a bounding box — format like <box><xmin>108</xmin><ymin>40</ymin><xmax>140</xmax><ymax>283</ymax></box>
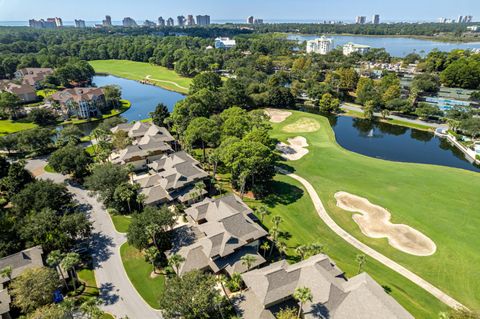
<box><xmin>341</xmin><ymin>103</ymin><xmax>449</xmax><ymax>130</ymax></box>
<box><xmin>145</xmin><ymin>75</ymin><xmax>189</xmax><ymax>91</ymax></box>
<box><xmin>26</xmin><ymin>159</ymin><xmax>163</xmax><ymax>319</ymax></box>
<box><xmin>277</xmin><ymin>168</ymin><xmax>466</xmax><ymax>310</ymax></box>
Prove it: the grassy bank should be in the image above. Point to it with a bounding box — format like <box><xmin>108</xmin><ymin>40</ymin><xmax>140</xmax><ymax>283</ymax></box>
<box><xmin>89</xmin><ymin>60</ymin><xmax>191</xmax><ymax>94</ymax></box>
<box><xmin>0</xmin><ymin>119</ymin><xmax>37</xmax><ymax>136</ymax></box>
<box><xmin>269</xmin><ymin>110</ymin><xmax>480</xmax><ymax>313</ymax></box>
<box><xmin>120</xmin><ymin>243</ymin><xmax>165</xmax><ymax>309</ymax></box>
<box><xmin>111</xmin><ymin>214</ymin><xmax>131</xmax><ymax>233</ymax></box>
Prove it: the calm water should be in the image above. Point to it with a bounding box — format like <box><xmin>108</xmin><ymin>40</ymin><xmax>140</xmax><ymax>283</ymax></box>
<box><xmin>330</xmin><ymin>116</ymin><xmax>480</xmax><ymax>173</ymax></box>
<box><xmin>74</xmin><ymin>75</ymin><xmax>184</xmax><ymax>133</ymax></box>
<box><xmin>288</xmin><ymin>34</ymin><xmax>480</xmax><ymax>57</ymax></box>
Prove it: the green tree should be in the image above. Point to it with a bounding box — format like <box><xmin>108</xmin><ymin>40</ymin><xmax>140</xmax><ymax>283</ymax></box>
<box><xmin>168</xmin><ymin>253</ymin><xmax>185</xmax><ymax>276</ymax></box>
<box><xmin>0</xmin><ymin>91</ymin><xmax>21</xmax><ymax>119</ymax></box>
<box><xmin>85</xmin><ymin>163</ymin><xmax>130</xmax><ymax>206</ymax></box>
<box><xmin>240</xmin><ymin>254</ymin><xmax>257</xmax><ymax>271</ymax></box>
<box><xmin>256</xmin><ymin>205</ymin><xmax>270</xmax><ymax>223</ymax></box>
<box><xmin>103</xmin><ymin>85</ymin><xmax>122</xmax><ymax>110</ymax></box>
<box><xmin>190</xmin><ymin>72</ymin><xmax>222</xmax><ymax>94</ymax></box>
<box><xmin>293</xmin><ymin>287</ymin><xmax>313</xmax><ymax>318</ymax></box>
<box><xmin>318</xmin><ymin>93</ymin><xmax>340</xmax><ymax>113</ymax></box>
<box><xmin>336</xmin><ymin>67</ymin><xmax>359</xmax><ymax>91</ymax></box>
<box><xmin>158</xmin><ymin>270</ymin><xmax>227</xmax><ymax>319</ymax></box>
<box><xmin>144</xmin><ymin>246</ymin><xmax>160</xmax><ymax>274</ymax></box>
<box><xmin>112</xmin><ymin>130</ymin><xmax>132</xmax><ymax>150</ymax></box>
<box><xmin>60</xmin><ymin>252</ymin><xmax>81</xmax><ymax>291</ymax></box>
<box><xmin>48</xmin><ymin>144</ymin><xmax>92</xmax><ymax>179</ymax></box>
<box><xmin>28</xmin><ymin>109</ymin><xmax>57</xmax><ymax>126</ymax></box>
<box><xmin>0</xmin><ymin>266</ymin><xmax>12</xmax><ymax>280</ymax></box>
<box><xmin>184</xmin><ymin>117</ymin><xmax>220</xmax><ymax>161</ymax></box>
<box><xmin>295</xmin><ymin>245</ymin><xmax>308</xmax><ymax>261</ymax></box>
<box><xmin>411</xmin><ymin>73</ymin><xmax>440</xmax><ymax>94</ymax></box>
<box><xmin>276</xmin><ymin>307</ymin><xmax>297</xmax><ymax>319</ymax></box>
<box><xmin>356</xmin><ymin>254</ymin><xmax>367</xmax><ymax>274</ymax></box>
<box><xmin>0</xmin><ymin>161</ymin><xmax>33</xmax><ymax>199</ymax></box>
<box><xmin>228</xmin><ymin>272</ymin><xmax>243</xmax><ymax>292</ymax></box>
<box><xmin>355</xmin><ymin>78</ymin><xmax>380</xmax><ymax>106</ymax></box>
<box><xmin>80</xmin><ymin>298</ymin><xmax>105</xmax><ymax>319</ymax></box>
<box><xmin>460</xmin><ymin>118</ymin><xmax>480</xmax><ymax>139</ymax></box>
<box><xmin>150</xmin><ymin>103</ymin><xmax>170</xmax><ymax>127</ymax></box>
<box><xmin>46</xmin><ymin>250</ymin><xmax>68</xmax><ymax>287</ymax></box>
<box><xmin>414</xmin><ymin>103</ymin><xmax>443</xmax><ymax>120</ymax></box>
<box><xmin>27</xmin><ymin>304</ymin><xmax>68</xmax><ymax>319</ymax></box>
<box><xmin>260</xmin><ymin>241</ymin><xmax>270</xmax><ymax>257</ymax></box>
<box><xmin>113</xmin><ymin>182</ymin><xmax>139</xmax><ymax>213</ymax></box>
<box><xmin>363</xmin><ymin>100</ymin><xmax>376</xmax><ymax>121</ymax></box>
<box><xmin>57</xmin><ymin>125</ymin><xmax>83</xmax><ymax>146</ymax></box>
<box><xmin>10</xmin><ymin>267</ymin><xmax>61</xmax><ymax>313</ymax></box>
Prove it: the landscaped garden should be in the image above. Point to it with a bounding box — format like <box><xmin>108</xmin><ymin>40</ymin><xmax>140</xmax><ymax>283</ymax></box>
<box><xmin>264</xmin><ymin>110</ymin><xmax>480</xmax><ymax>315</ymax></box>
<box><xmin>89</xmin><ymin>60</ymin><xmax>192</xmax><ymax>94</ymax></box>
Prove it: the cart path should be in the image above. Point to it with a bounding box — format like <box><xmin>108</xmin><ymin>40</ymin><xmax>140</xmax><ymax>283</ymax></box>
<box><xmin>277</xmin><ymin>167</ymin><xmax>465</xmax><ymax>310</ymax></box>
<box><xmin>145</xmin><ymin>75</ymin><xmax>189</xmax><ymax>90</ymax></box>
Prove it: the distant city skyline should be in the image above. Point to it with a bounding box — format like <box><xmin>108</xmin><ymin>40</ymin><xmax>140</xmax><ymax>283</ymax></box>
<box><xmin>0</xmin><ymin>0</ymin><xmax>478</xmax><ymax>22</ymax></box>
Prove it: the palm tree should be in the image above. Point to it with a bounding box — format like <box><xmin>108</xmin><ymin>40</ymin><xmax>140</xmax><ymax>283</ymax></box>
<box><xmin>381</xmin><ymin>109</ymin><xmax>390</xmax><ymax>119</ymax></box>
<box><xmin>238</xmin><ymin>171</ymin><xmax>249</xmax><ymax>199</ymax></box>
<box><xmin>208</xmin><ymin>151</ymin><xmax>220</xmax><ymax>179</ymax></box>
<box><xmin>272</xmin><ymin>215</ymin><xmax>283</xmax><ymax>229</ymax></box>
<box><xmin>80</xmin><ymin>298</ymin><xmax>105</xmax><ymax>319</ymax></box>
<box><xmin>60</xmin><ymin>299</ymin><xmax>76</xmax><ymax>319</ymax></box>
<box><xmin>256</xmin><ymin>206</ymin><xmax>270</xmax><ymax>223</ymax></box>
<box><xmin>0</xmin><ymin>266</ymin><xmax>12</xmax><ymax>280</ymax></box>
<box><xmin>213</xmin><ymin>295</ymin><xmax>226</xmax><ymax>319</ymax></box>
<box><xmin>216</xmin><ymin>274</ymin><xmax>231</xmax><ymax>304</ymax></box>
<box><xmin>307</xmin><ymin>242</ymin><xmax>325</xmax><ymax>258</ymax></box>
<box><xmin>356</xmin><ymin>254</ymin><xmax>367</xmax><ymax>274</ymax></box>
<box><xmin>295</xmin><ymin>245</ymin><xmax>308</xmax><ymax>261</ymax></box>
<box><xmin>269</xmin><ymin>227</ymin><xmax>279</xmax><ymax>256</ymax></box>
<box><xmin>293</xmin><ymin>287</ymin><xmax>313</xmax><ymax>318</ymax></box>
<box><xmin>229</xmin><ymin>272</ymin><xmax>243</xmax><ymax>293</ymax></box>
<box><xmin>144</xmin><ymin>246</ymin><xmax>160</xmax><ymax>274</ymax></box>
<box><xmin>116</xmin><ymin>183</ymin><xmax>135</xmax><ymax>213</ymax></box>
<box><xmin>47</xmin><ymin>250</ymin><xmax>68</xmax><ymax>287</ymax></box>
<box><xmin>240</xmin><ymin>254</ymin><xmax>257</xmax><ymax>271</ymax></box>
<box><xmin>168</xmin><ymin>253</ymin><xmax>185</xmax><ymax>276</ymax></box>
<box><xmin>61</xmin><ymin>252</ymin><xmax>81</xmax><ymax>291</ymax></box>
<box><xmin>276</xmin><ymin>241</ymin><xmax>288</xmax><ymax>258</ymax></box>
<box><xmin>260</xmin><ymin>241</ymin><xmax>270</xmax><ymax>257</ymax></box>
<box><xmin>146</xmin><ymin>224</ymin><xmax>160</xmax><ymax>248</ymax></box>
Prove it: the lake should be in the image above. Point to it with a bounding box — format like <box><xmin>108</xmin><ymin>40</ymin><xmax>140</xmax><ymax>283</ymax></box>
<box><xmin>288</xmin><ymin>34</ymin><xmax>480</xmax><ymax>57</ymax></box>
<box><xmin>330</xmin><ymin>116</ymin><xmax>480</xmax><ymax>173</ymax></box>
<box><xmin>75</xmin><ymin>75</ymin><xmax>185</xmax><ymax>133</ymax></box>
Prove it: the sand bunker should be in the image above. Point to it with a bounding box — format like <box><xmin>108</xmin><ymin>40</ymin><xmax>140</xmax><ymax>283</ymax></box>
<box><xmin>282</xmin><ymin>117</ymin><xmax>320</xmax><ymax>133</ymax></box>
<box><xmin>334</xmin><ymin>192</ymin><xmax>436</xmax><ymax>256</ymax></box>
<box><xmin>276</xmin><ymin>136</ymin><xmax>309</xmax><ymax>161</ymax></box>
<box><xmin>265</xmin><ymin>108</ymin><xmax>292</xmax><ymax>123</ymax></box>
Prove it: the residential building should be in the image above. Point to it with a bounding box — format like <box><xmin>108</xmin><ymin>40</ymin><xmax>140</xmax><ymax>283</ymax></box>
<box><xmin>75</xmin><ymin>19</ymin><xmax>86</xmax><ymax>28</ymax></box>
<box><xmin>50</xmin><ymin>87</ymin><xmax>105</xmax><ymax>119</ymax></box>
<box><xmin>28</xmin><ymin>19</ymin><xmax>43</xmax><ymax>29</ymax></box>
<box><xmin>143</xmin><ymin>20</ymin><xmax>156</xmax><ymax>28</ymax></box>
<box><xmin>355</xmin><ymin>16</ymin><xmax>367</xmax><ymax>24</ymax></box>
<box><xmin>254</xmin><ymin>19</ymin><xmax>264</xmax><ymax>24</ymax></box>
<box><xmin>247</xmin><ymin>16</ymin><xmax>255</xmax><ymax>24</ymax></box>
<box><xmin>438</xmin><ymin>17</ymin><xmax>448</xmax><ymax>23</ymax></box>
<box><xmin>103</xmin><ymin>15</ymin><xmax>112</xmax><ymax>27</ymax></box>
<box><xmin>110</xmin><ymin>122</ymin><xmax>175</xmax><ymax>171</ymax></box>
<box><xmin>238</xmin><ymin>254</ymin><xmax>414</xmax><ymax>319</ymax></box>
<box><xmin>343</xmin><ymin>42</ymin><xmax>371</xmax><ymax>56</ymax></box>
<box><xmin>196</xmin><ymin>15</ymin><xmax>210</xmax><ymax>26</ymax></box>
<box><xmin>46</xmin><ymin>18</ymin><xmax>58</xmax><ymax>28</ymax></box>
<box><xmin>15</xmin><ymin>67</ymin><xmax>54</xmax><ymax>89</ymax></box>
<box><xmin>187</xmin><ymin>15</ymin><xmax>195</xmax><ymax>26</ymax></box>
<box><xmin>0</xmin><ymin>81</ymin><xmax>37</xmax><ymax>103</ymax></box>
<box><xmin>122</xmin><ymin>17</ymin><xmax>137</xmax><ymax>27</ymax></box>
<box><xmin>137</xmin><ymin>151</ymin><xmax>209</xmax><ymax>205</ymax></box>
<box><xmin>0</xmin><ymin>246</ymin><xmax>44</xmax><ymax>319</ymax></box>
<box><xmin>372</xmin><ymin>14</ymin><xmax>380</xmax><ymax>24</ymax></box>
<box><xmin>28</xmin><ymin>18</ymin><xmax>57</xmax><ymax>29</ymax></box>
<box><xmin>464</xmin><ymin>15</ymin><xmax>473</xmax><ymax>23</ymax></box>
<box><xmin>215</xmin><ymin>37</ymin><xmax>236</xmax><ymax>49</ymax></box>
<box><xmin>54</xmin><ymin>17</ymin><xmax>63</xmax><ymax>27</ymax></box>
<box><xmin>467</xmin><ymin>25</ymin><xmax>480</xmax><ymax>32</ymax></box>
<box><xmin>167</xmin><ymin>17</ymin><xmax>175</xmax><ymax>26</ymax></box>
<box><xmin>177</xmin><ymin>15</ymin><xmax>186</xmax><ymax>26</ymax></box>
<box><xmin>306</xmin><ymin>36</ymin><xmax>334</xmax><ymax>55</ymax></box>
<box><xmin>166</xmin><ymin>194</ymin><xmax>268</xmax><ymax>276</ymax></box>
<box><xmin>158</xmin><ymin>16</ymin><xmax>165</xmax><ymax>27</ymax></box>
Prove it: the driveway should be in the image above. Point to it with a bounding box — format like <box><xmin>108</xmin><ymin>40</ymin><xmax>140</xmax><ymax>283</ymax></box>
<box><xmin>26</xmin><ymin>159</ymin><xmax>163</xmax><ymax>318</ymax></box>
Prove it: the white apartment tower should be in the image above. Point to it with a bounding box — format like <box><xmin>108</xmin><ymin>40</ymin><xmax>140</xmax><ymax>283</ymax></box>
<box><xmin>306</xmin><ymin>36</ymin><xmax>334</xmax><ymax>55</ymax></box>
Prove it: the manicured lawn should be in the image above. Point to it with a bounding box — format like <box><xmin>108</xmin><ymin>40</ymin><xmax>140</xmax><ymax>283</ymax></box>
<box><xmin>111</xmin><ymin>214</ymin><xmax>132</xmax><ymax>233</ymax></box>
<box><xmin>36</xmin><ymin>88</ymin><xmax>58</xmax><ymax>99</ymax></box>
<box><xmin>269</xmin><ymin>110</ymin><xmax>480</xmax><ymax>313</ymax></box>
<box><xmin>77</xmin><ymin>268</ymin><xmax>99</xmax><ymax>298</ymax></box>
<box><xmin>44</xmin><ymin>164</ymin><xmax>56</xmax><ymax>173</ymax></box>
<box><xmin>0</xmin><ymin>119</ymin><xmax>37</xmax><ymax>136</ymax></box>
<box><xmin>247</xmin><ymin>175</ymin><xmax>446</xmax><ymax>318</ymax></box>
<box><xmin>120</xmin><ymin>243</ymin><xmax>165</xmax><ymax>309</ymax></box>
<box><xmin>60</xmin><ymin>99</ymin><xmax>131</xmax><ymax>125</ymax></box>
<box><xmin>89</xmin><ymin>60</ymin><xmax>192</xmax><ymax>94</ymax></box>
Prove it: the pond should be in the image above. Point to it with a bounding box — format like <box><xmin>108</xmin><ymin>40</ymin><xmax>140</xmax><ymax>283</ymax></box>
<box><xmin>288</xmin><ymin>34</ymin><xmax>480</xmax><ymax>57</ymax></box>
<box><xmin>75</xmin><ymin>75</ymin><xmax>185</xmax><ymax>133</ymax></box>
<box><xmin>330</xmin><ymin>116</ymin><xmax>480</xmax><ymax>173</ymax></box>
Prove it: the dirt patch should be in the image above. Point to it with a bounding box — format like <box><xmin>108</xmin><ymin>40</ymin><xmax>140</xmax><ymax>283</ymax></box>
<box><xmin>150</xmin><ymin>271</ymin><xmax>160</xmax><ymax>279</ymax></box>
<box><xmin>334</xmin><ymin>192</ymin><xmax>436</xmax><ymax>256</ymax></box>
<box><xmin>282</xmin><ymin>117</ymin><xmax>320</xmax><ymax>133</ymax></box>
<box><xmin>276</xmin><ymin>136</ymin><xmax>309</xmax><ymax>161</ymax></box>
<box><xmin>265</xmin><ymin>108</ymin><xmax>292</xmax><ymax>123</ymax></box>
<box><xmin>30</xmin><ymin>167</ymin><xmax>45</xmax><ymax>177</ymax></box>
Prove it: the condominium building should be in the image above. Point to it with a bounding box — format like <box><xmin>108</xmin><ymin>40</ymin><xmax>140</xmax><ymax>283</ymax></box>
<box><xmin>0</xmin><ymin>81</ymin><xmax>37</xmax><ymax>103</ymax></box>
<box><xmin>54</xmin><ymin>17</ymin><xmax>63</xmax><ymax>27</ymax></box>
<box><xmin>254</xmin><ymin>18</ymin><xmax>264</xmax><ymax>24</ymax></box>
<box><xmin>143</xmin><ymin>20</ymin><xmax>156</xmax><ymax>28</ymax></box>
<box><xmin>103</xmin><ymin>15</ymin><xmax>112</xmax><ymax>27</ymax></box>
<box><xmin>122</xmin><ymin>17</ymin><xmax>137</xmax><ymax>27</ymax></box>
<box><xmin>50</xmin><ymin>87</ymin><xmax>105</xmax><ymax>119</ymax></box>
<box><xmin>355</xmin><ymin>16</ymin><xmax>367</xmax><ymax>24</ymax></box>
<box><xmin>15</xmin><ymin>67</ymin><xmax>54</xmax><ymax>89</ymax></box>
<box><xmin>457</xmin><ymin>16</ymin><xmax>464</xmax><ymax>23</ymax></box>
<box><xmin>177</xmin><ymin>15</ymin><xmax>186</xmax><ymax>26</ymax></box>
<box><xmin>247</xmin><ymin>16</ymin><xmax>255</xmax><ymax>24</ymax></box>
<box><xmin>196</xmin><ymin>15</ymin><xmax>211</xmax><ymax>26</ymax></box>
<box><xmin>158</xmin><ymin>16</ymin><xmax>165</xmax><ymax>27</ymax></box>
<box><xmin>372</xmin><ymin>14</ymin><xmax>380</xmax><ymax>24</ymax></box>
<box><xmin>29</xmin><ymin>18</ymin><xmax>58</xmax><ymax>29</ymax></box>
<box><xmin>167</xmin><ymin>17</ymin><xmax>175</xmax><ymax>26</ymax></box>
<box><xmin>187</xmin><ymin>15</ymin><xmax>195</xmax><ymax>26</ymax></box>
<box><xmin>75</xmin><ymin>19</ymin><xmax>86</xmax><ymax>28</ymax></box>
<box><xmin>343</xmin><ymin>42</ymin><xmax>371</xmax><ymax>56</ymax></box>
<box><xmin>215</xmin><ymin>37</ymin><xmax>236</xmax><ymax>49</ymax></box>
<box><xmin>306</xmin><ymin>36</ymin><xmax>334</xmax><ymax>55</ymax></box>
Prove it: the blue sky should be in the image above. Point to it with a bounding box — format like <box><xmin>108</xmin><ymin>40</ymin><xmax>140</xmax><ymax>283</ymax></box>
<box><xmin>0</xmin><ymin>0</ymin><xmax>478</xmax><ymax>22</ymax></box>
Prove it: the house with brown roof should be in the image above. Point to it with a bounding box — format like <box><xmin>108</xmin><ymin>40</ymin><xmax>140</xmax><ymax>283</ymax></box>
<box><xmin>237</xmin><ymin>254</ymin><xmax>414</xmax><ymax>319</ymax></box>
<box><xmin>15</xmin><ymin>68</ymin><xmax>54</xmax><ymax>89</ymax></box>
<box><xmin>0</xmin><ymin>246</ymin><xmax>44</xmax><ymax>318</ymax></box>
<box><xmin>166</xmin><ymin>194</ymin><xmax>268</xmax><ymax>277</ymax></box>
<box><xmin>136</xmin><ymin>151</ymin><xmax>209</xmax><ymax>205</ymax></box>
<box><xmin>0</xmin><ymin>80</ymin><xmax>37</xmax><ymax>103</ymax></box>
<box><xmin>50</xmin><ymin>87</ymin><xmax>105</xmax><ymax>119</ymax></box>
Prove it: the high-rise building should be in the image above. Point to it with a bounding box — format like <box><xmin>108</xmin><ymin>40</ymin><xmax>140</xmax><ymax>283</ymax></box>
<box><xmin>122</xmin><ymin>17</ymin><xmax>138</xmax><ymax>27</ymax></box>
<box><xmin>186</xmin><ymin>15</ymin><xmax>195</xmax><ymax>26</ymax></box>
<box><xmin>167</xmin><ymin>17</ymin><xmax>175</xmax><ymax>26</ymax></box>
<box><xmin>143</xmin><ymin>20</ymin><xmax>156</xmax><ymax>28</ymax></box>
<box><xmin>464</xmin><ymin>15</ymin><xmax>473</xmax><ymax>23</ymax></box>
<box><xmin>75</xmin><ymin>19</ymin><xmax>86</xmax><ymax>28</ymax></box>
<box><xmin>177</xmin><ymin>15</ymin><xmax>186</xmax><ymax>26</ymax></box>
<box><xmin>457</xmin><ymin>16</ymin><xmax>464</xmax><ymax>23</ymax></box>
<box><xmin>29</xmin><ymin>19</ymin><xmax>44</xmax><ymax>29</ymax></box>
<box><xmin>306</xmin><ymin>36</ymin><xmax>334</xmax><ymax>55</ymax></box>
<box><xmin>45</xmin><ymin>18</ymin><xmax>58</xmax><ymax>29</ymax></box>
<box><xmin>372</xmin><ymin>14</ymin><xmax>380</xmax><ymax>24</ymax></box>
<box><xmin>247</xmin><ymin>16</ymin><xmax>254</xmax><ymax>24</ymax></box>
<box><xmin>438</xmin><ymin>17</ymin><xmax>447</xmax><ymax>23</ymax></box>
<box><xmin>54</xmin><ymin>17</ymin><xmax>63</xmax><ymax>27</ymax></box>
<box><xmin>196</xmin><ymin>15</ymin><xmax>210</xmax><ymax>26</ymax></box>
<box><xmin>343</xmin><ymin>42</ymin><xmax>371</xmax><ymax>56</ymax></box>
<box><xmin>158</xmin><ymin>17</ymin><xmax>165</xmax><ymax>27</ymax></box>
<box><xmin>254</xmin><ymin>18</ymin><xmax>264</xmax><ymax>24</ymax></box>
<box><xmin>103</xmin><ymin>15</ymin><xmax>112</xmax><ymax>27</ymax></box>
<box><xmin>355</xmin><ymin>16</ymin><xmax>367</xmax><ymax>24</ymax></box>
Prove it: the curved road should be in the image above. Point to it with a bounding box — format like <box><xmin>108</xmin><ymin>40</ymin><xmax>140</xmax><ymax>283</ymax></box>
<box><xmin>145</xmin><ymin>75</ymin><xmax>189</xmax><ymax>91</ymax></box>
<box><xmin>26</xmin><ymin>159</ymin><xmax>162</xmax><ymax>319</ymax></box>
<box><xmin>277</xmin><ymin>168</ymin><xmax>465</xmax><ymax>310</ymax></box>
